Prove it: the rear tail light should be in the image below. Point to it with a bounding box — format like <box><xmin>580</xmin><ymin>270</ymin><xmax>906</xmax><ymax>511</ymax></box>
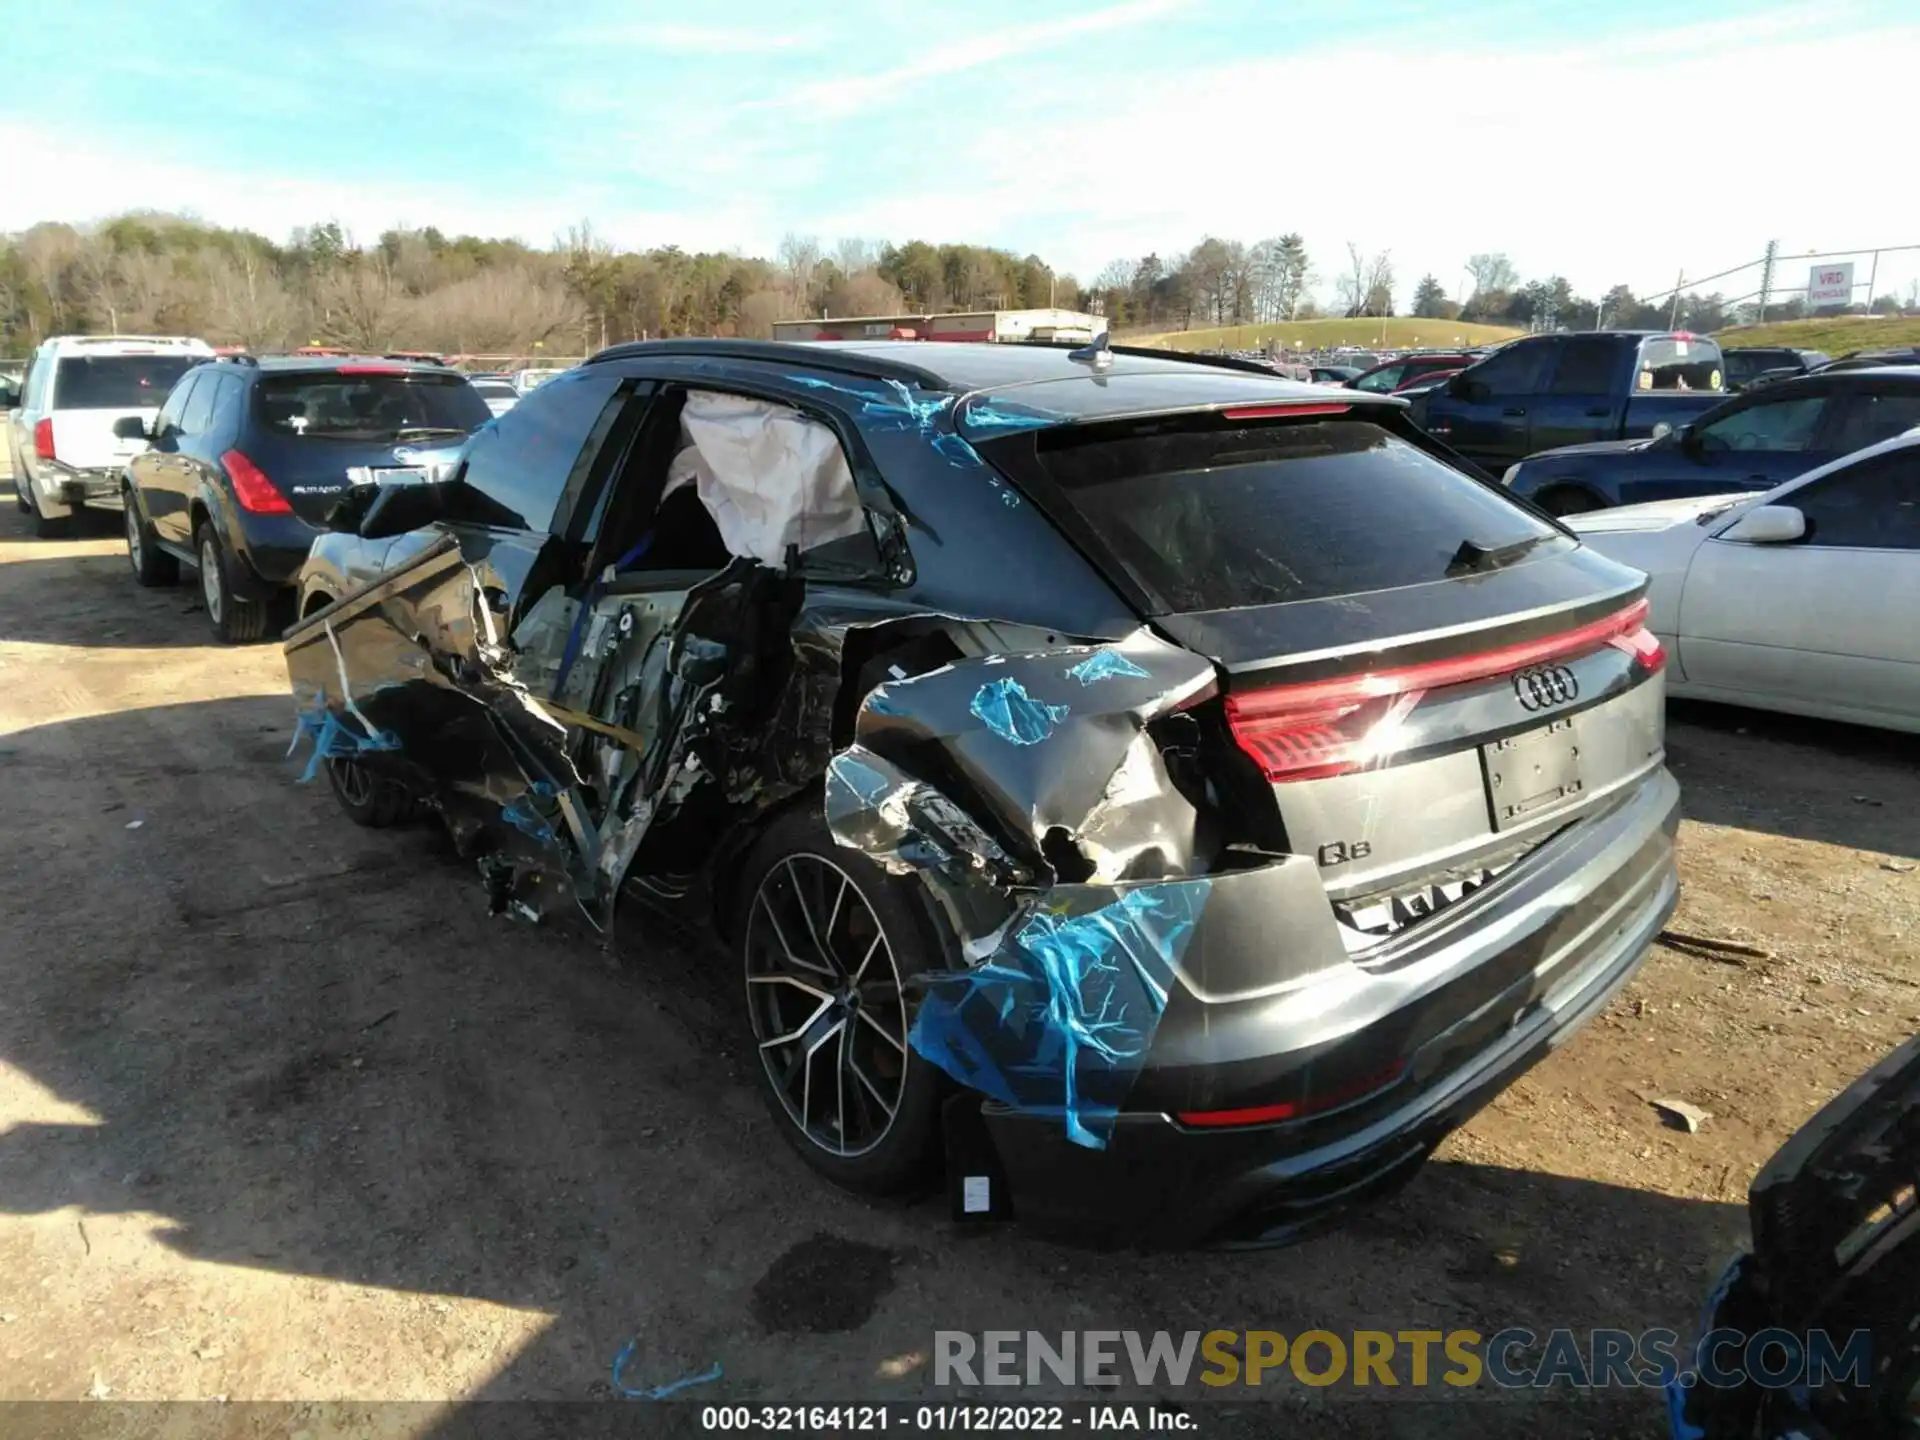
<box><xmin>222</xmin><ymin>449</ymin><xmax>292</xmax><ymax>514</ymax></box>
<box><xmin>335</xmin><ymin>364</ymin><xmax>407</xmax><ymax>375</ymax></box>
<box><xmin>1226</xmin><ymin>598</ymin><xmax>1660</xmax><ymax>783</ymax></box>
<box><xmin>1178</xmin><ymin>1061</ymin><xmax>1408</xmax><ymax>1128</ymax></box>
<box><xmin>33</xmin><ymin>418</ymin><xmax>55</xmax><ymax>461</ymax></box>
<box><xmin>1221</xmin><ymin>402</ymin><xmax>1351</xmax><ymax>421</ymax></box>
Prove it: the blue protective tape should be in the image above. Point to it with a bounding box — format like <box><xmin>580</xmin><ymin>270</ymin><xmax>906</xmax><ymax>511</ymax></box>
<box><xmin>969</xmin><ymin>677</ymin><xmax>1069</xmax><ymax>746</ymax></box>
<box><xmin>500</xmin><ymin>779</ymin><xmax>561</xmax><ymax>847</ymax></box>
<box><xmin>1067</xmin><ymin>649</ymin><xmax>1153</xmax><ymax>687</ymax></box>
<box><xmin>611</xmin><ymin>1340</ymin><xmax>722</xmax><ymax>1400</ymax></box>
<box><xmin>286</xmin><ymin>704</ymin><xmax>403</xmax><ymax>785</ymax></box>
<box><xmin>909</xmin><ymin>881</ymin><xmax>1211</xmax><ymax>1150</ymax></box>
<box><xmin>1663</xmin><ymin>1252</ymin><xmax>1750</xmax><ymax>1439</ymax></box>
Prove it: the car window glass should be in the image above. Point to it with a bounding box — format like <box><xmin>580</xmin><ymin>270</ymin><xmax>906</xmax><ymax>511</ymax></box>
<box><xmin>1824</xmin><ymin>391</ymin><xmax>1920</xmax><ymax>454</ymax></box>
<box><xmin>1791</xmin><ymin>449</ymin><xmax>1920</xmax><ymax>549</ymax></box>
<box><xmin>1696</xmin><ymin>396</ymin><xmax>1826</xmax><ymax>453</ymax></box>
<box><xmin>24</xmin><ymin>360</ymin><xmax>46</xmax><ymax>409</ymax></box>
<box><xmin>1465</xmin><ymin>340</ymin><xmax>1554</xmax><ymax>394</ymax></box>
<box><xmin>51</xmin><ymin>354</ymin><xmax>199</xmax><ymax>409</ymax></box>
<box><xmin>1638</xmin><ymin>338</ymin><xmax>1723</xmax><ymax>392</ymax></box>
<box><xmin>1002</xmin><ymin>418</ymin><xmax>1565</xmax><ymax>613</ymax></box>
<box><xmin>454</xmin><ymin>369</ymin><xmax>626</xmax><ymax>532</ymax></box>
<box><xmin>1353</xmin><ymin>365</ymin><xmax>1404</xmax><ymax>393</ymax></box>
<box><xmin>158</xmin><ymin>374</ymin><xmax>203</xmax><ymax>435</ymax></box>
<box><xmin>1546</xmin><ymin>338</ymin><xmax>1618</xmax><ymax>394</ymax></box>
<box><xmin>179</xmin><ymin>373</ymin><xmax>220</xmax><ymax>435</ymax></box>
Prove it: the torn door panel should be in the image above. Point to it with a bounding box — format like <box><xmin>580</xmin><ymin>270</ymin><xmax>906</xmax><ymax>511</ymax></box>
<box><xmin>847</xmin><ymin>630</ymin><xmax>1218</xmax><ymax>884</ymax></box>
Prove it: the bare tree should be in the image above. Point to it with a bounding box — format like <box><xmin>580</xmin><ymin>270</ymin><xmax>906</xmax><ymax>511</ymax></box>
<box><xmin>1337</xmin><ymin>244</ymin><xmax>1395</xmax><ymax>318</ymax></box>
<box><xmin>209</xmin><ymin>248</ymin><xmax>293</xmax><ymax>350</ymax></box>
<box><xmin>315</xmin><ymin>257</ymin><xmax>402</xmax><ymax>351</ymax></box>
<box><xmin>1464</xmin><ymin>252</ymin><xmax>1519</xmax><ymax>301</ymax></box>
<box><xmin>827</xmin><ymin>270</ymin><xmax>903</xmax><ymax>319</ymax></box>
<box><xmin>778</xmin><ymin>233</ymin><xmax>822</xmax><ymax>311</ymax></box>
<box><xmin>405</xmin><ymin>266</ymin><xmax>581</xmax><ymax>354</ymax></box>
<box><xmin>831</xmin><ymin>237</ymin><xmax>877</xmax><ymax>277</ymax></box>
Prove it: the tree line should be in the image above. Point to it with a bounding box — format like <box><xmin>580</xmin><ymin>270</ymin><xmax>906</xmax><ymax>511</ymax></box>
<box><xmin>0</xmin><ymin>213</ymin><xmax>1088</xmax><ymax>358</ymax></box>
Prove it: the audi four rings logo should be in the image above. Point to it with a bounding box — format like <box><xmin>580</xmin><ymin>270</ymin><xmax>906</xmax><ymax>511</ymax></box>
<box><xmin>1512</xmin><ymin>664</ymin><xmax>1580</xmax><ymax>711</ymax></box>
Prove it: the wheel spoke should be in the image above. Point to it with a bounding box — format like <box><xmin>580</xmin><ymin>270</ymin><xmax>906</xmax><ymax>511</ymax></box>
<box><xmin>847</xmin><ymin>1051</ymin><xmax>896</xmax><ymax>1121</ymax></box>
<box><xmin>785</xmin><ymin>858</ymin><xmax>839</xmax><ymax>975</ymax></box>
<box><xmin>850</xmin><ymin>932</ymin><xmax>883</xmax><ymax>986</ymax></box>
<box><xmin>835</xmin><ymin>1021</ymin><xmax>848</xmax><ymax>1148</ymax></box>
<box><xmin>747</xmin><ymin>973</ymin><xmax>833</xmax><ymax>1002</ymax></box>
<box><xmin>758</xmin><ymin>995</ymin><xmax>834</xmax><ymax>1051</ymax></box>
<box><xmin>755</xmin><ymin>890</ymin><xmax>834</xmax><ymax>978</ymax></box>
<box><xmin>857</xmin><ymin>1006</ymin><xmax>908</xmax><ymax>1056</ymax></box>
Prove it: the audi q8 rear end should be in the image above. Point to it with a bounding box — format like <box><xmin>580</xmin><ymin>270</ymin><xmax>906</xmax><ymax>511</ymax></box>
<box><xmin>937</xmin><ymin>359</ymin><xmax>1680</xmax><ymax>1246</ymax></box>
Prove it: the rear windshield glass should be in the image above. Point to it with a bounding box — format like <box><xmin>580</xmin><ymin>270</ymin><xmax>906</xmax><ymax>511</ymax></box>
<box><xmin>254</xmin><ymin>373</ymin><xmax>491</xmax><ymax>441</ymax></box>
<box><xmin>53</xmin><ymin>355</ymin><xmax>197</xmax><ymax>409</ymax></box>
<box><xmin>470</xmin><ymin>381</ymin><xmax>516</xmax><ymax>400</ymax></box>
<box><xmin>1012</xmin><ymin>419</ymin><xmax>1565</xmax><ymax>613</ymax></box>
<box><xmin>1638</xmin><ymin>338</ymin><xmax>1724</xmax><ymax>392</ymax></box>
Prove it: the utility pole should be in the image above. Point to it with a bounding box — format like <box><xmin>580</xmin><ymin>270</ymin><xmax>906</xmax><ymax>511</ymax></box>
<box><xmin>1756</xmin><ymin>239</ymin><xmax>1777</xmax><ymax>325</ymax></box>
<box><xmin>1667</xmin><ymin>269</ymin><xmax>1686</xmax><ymax>330</ymax></box>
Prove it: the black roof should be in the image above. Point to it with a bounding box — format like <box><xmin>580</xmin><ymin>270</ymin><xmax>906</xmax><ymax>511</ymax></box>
<box><xmin>210</xmin><ymin>355</ymin><xmax>457</xmax><ymax>376</ymax></box>
<box><xmin>584</xmin><ymin>338</ymin><xmax>1403</xmax><ymax>427</ymax></box>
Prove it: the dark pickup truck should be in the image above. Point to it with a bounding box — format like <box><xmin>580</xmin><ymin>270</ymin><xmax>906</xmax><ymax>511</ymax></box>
<box><xmin>1502</xmin><ymin>365</ymin><xmax>1920</xmax><ymax>514</ymax></box>
<box><xmin>1406</xmin><ymin>331</ymin><xmax>1729</xmax><ymax>472</ymax></box>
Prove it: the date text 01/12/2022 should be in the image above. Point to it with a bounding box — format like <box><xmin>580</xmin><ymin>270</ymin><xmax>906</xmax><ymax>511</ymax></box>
<box><xmin>699</xmin><ymin>1404</ymin><xmax>1195</xmax><ymax>1431</ymax></box>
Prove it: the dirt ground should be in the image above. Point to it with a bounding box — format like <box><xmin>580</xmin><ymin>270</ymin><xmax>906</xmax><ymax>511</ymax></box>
<box><xmin>1</xmin><ymin>453</ymin><xmax>1915</xmax><ymax>1439</ymax></box>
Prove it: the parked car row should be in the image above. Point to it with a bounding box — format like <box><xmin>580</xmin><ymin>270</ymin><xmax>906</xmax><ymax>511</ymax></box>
<box><xmin>6</xmin><ymin>334</ymin><xmax>500</xmax><ymax>641</ymax></box>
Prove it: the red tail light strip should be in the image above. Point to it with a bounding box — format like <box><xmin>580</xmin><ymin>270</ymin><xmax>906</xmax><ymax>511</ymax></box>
<box><xmin>1178</xmin><ymin>1060</ymin><xmax>1409</xmax><ymax>1128</ymax></box>
<box><xmin>33</xmin><ymin>417</ymin><xmax>56</xmax><ymax>461</ymax></box>
<box><xmin>1220</xmin><ymin>402</ymin><xmax>1352</xmax><ymax>421</ymax></box>
<box><xmin>1226</xmin><ymin>598</ymin><xmax>1662</xmax><ymax>783</ymax></box>
<box><xmin>222</xmin><ymin>449</ymin><xmax>293</xmax><ymax>515</ymax></box>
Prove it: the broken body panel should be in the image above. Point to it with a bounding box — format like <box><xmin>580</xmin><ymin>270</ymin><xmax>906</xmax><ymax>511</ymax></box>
<box><xmin>284</xmin><ymin>344</ymin><xmax>1679</xmax><ymax>1246</ymax></box>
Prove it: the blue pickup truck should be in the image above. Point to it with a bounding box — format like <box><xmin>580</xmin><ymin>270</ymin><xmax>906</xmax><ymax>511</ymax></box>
<box><xmin>1406</xmin><ymin>331</ymin><xmax>1729</xmax><ymax>475</ymax></box>
<box><xmin>1501</xmin><ymin>365</ymin><xmax>1920</xmax><ymax>515</ymax></box>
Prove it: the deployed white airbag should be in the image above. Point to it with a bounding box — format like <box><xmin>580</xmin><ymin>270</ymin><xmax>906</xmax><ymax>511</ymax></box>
<box><xmin>664</xmin><ymin>391</ymin><xmax>868</xmax><ymax>566</ymax></box>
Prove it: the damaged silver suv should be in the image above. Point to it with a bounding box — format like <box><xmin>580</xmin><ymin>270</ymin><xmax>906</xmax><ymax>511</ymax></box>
<box><xmin>284</xmin><ymin>339</ymin><xmax>1680</xmax><ymax>1247</ymax></box>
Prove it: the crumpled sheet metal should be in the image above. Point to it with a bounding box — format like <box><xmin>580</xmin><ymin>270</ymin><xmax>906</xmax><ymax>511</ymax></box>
<box><xmin>825</xmin><ymin>746</ymin><xmax>1026</xmax><ymax>887</ymax></box>
<box><xmin>909</xmin><ymin>878</ymin><xmax>1213</xmax><ymax>1150</ymax></box>
<box><xmin>851</xmin><ymin>628</ymin><xmax>1216</xmax><ymax>885</ymax></box>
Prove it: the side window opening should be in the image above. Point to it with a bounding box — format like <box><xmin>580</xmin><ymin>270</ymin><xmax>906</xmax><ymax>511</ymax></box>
<box><xmin>589</xmin><ymin>386</ymin><xmax>876</xmax><ymax>579</ymax></box>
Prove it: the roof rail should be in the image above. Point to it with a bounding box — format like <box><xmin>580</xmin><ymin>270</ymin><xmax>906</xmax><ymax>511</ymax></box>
<box><xmin>216</xmin><ymin>352</ymin><xmax>260</xmax><ymax>366</ymax></box>
<box><xmin>585</xmin><ymin>337</ymin><xmax>952</xmax><ymax>391</ymax></box>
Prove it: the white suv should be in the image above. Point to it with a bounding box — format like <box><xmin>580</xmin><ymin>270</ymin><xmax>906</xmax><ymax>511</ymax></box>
<box><xmin>8</xmin><ymin>335</ymin><xmax>214</xmax><ymax>537</ymax></box>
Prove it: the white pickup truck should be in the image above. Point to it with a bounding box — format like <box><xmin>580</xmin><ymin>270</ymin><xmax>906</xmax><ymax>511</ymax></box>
<box><xmin>8</xmin><ymin>335</ymin><xmax>213</xmax><ymax>537</ymax></box>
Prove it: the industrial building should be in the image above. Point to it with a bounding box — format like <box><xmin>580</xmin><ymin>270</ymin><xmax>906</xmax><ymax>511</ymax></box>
<box><xmin>770</xmin><ymin>308</ymin><xmax>1107</xmax><ymax>345</ymax></box>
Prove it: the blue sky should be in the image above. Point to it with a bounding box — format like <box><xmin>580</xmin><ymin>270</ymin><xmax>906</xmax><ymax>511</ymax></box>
<box><xmin>4</xmin><ymin>0</ymin><xmax>1917</xmax><ymax>306</ymax></box>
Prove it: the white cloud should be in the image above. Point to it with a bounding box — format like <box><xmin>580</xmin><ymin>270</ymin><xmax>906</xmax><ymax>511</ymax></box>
<box><xmin>773</xmin><ymin>0</ymin><xmax>1194</xmax><ymax>117</ymax></box>
<box><xmin>0</xmin><ymin>122</ymin><xmax>770</xmax><ymax>256</ymax></box>
<box><xmin>8</xmin><ymin>9</ymin><xmax>1918</xmax><ymax>313</ymax></box>
<box><xmin>811</xmin><ymin>14</ymin><xmax>1920</xmax><ymax>302</ymax></box>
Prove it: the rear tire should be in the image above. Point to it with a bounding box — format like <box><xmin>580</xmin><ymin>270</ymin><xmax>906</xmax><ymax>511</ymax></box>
<box><xmin>124</xmin><ymin>490</ymin><xmax>179</xmax><ymax>587</ymax></box>
<box><xmin>20</xmin><ymin>477</ymin><xmax>70</xmax><ymax>538</ymax></box>
<box><xmin>325</xmin><ymin>757</ymin><xmax>423</xmax><ymax>828</ymax></box>
<box><xmin>736</xmin><ymin>807</ymin><xmax>953</xmax><ymax>1197</ymax></box>
<box><xmin>1537</xmin><ymin>486</ymin><xmax>1603</xmax><ymax>518</ymax></box>
<box><xmin>196</xmin><ymin>522</ymin><xmax>267</xmax><ymax>644</ymax></box>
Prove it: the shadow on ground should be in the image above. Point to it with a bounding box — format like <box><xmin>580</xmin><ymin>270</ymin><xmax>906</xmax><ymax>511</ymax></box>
<box><xmin>0</xmin><ymin>696</ymin><xmax>1747</xmax><ymax>1439</ymax></box>
<box><xmin>1666</xmin><ymin>699</ymin><xmax>1919</xmax><ymax>859</ymax></box>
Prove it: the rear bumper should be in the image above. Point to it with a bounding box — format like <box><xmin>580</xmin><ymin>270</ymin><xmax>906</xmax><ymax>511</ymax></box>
<box><xmin>37</xmin><ymin>466</ymin><xmax>126</xmax><ymax>512</ymax></box>
<box><xmin>981</xmin><ymin>768</ymin><xmax>1681</xmax><ymax>1249</ymax></box>
<box><xmin>227</xmin><ymin>513</ymin><xmax>322</xmax><ymax>597</ymax></box>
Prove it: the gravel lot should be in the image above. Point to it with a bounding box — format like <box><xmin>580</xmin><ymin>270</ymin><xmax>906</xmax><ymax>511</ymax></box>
<box><xmin>1</xmin><ymin>450</ymin><xmax>1914</xmax><ymax>1438</ymax></box>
